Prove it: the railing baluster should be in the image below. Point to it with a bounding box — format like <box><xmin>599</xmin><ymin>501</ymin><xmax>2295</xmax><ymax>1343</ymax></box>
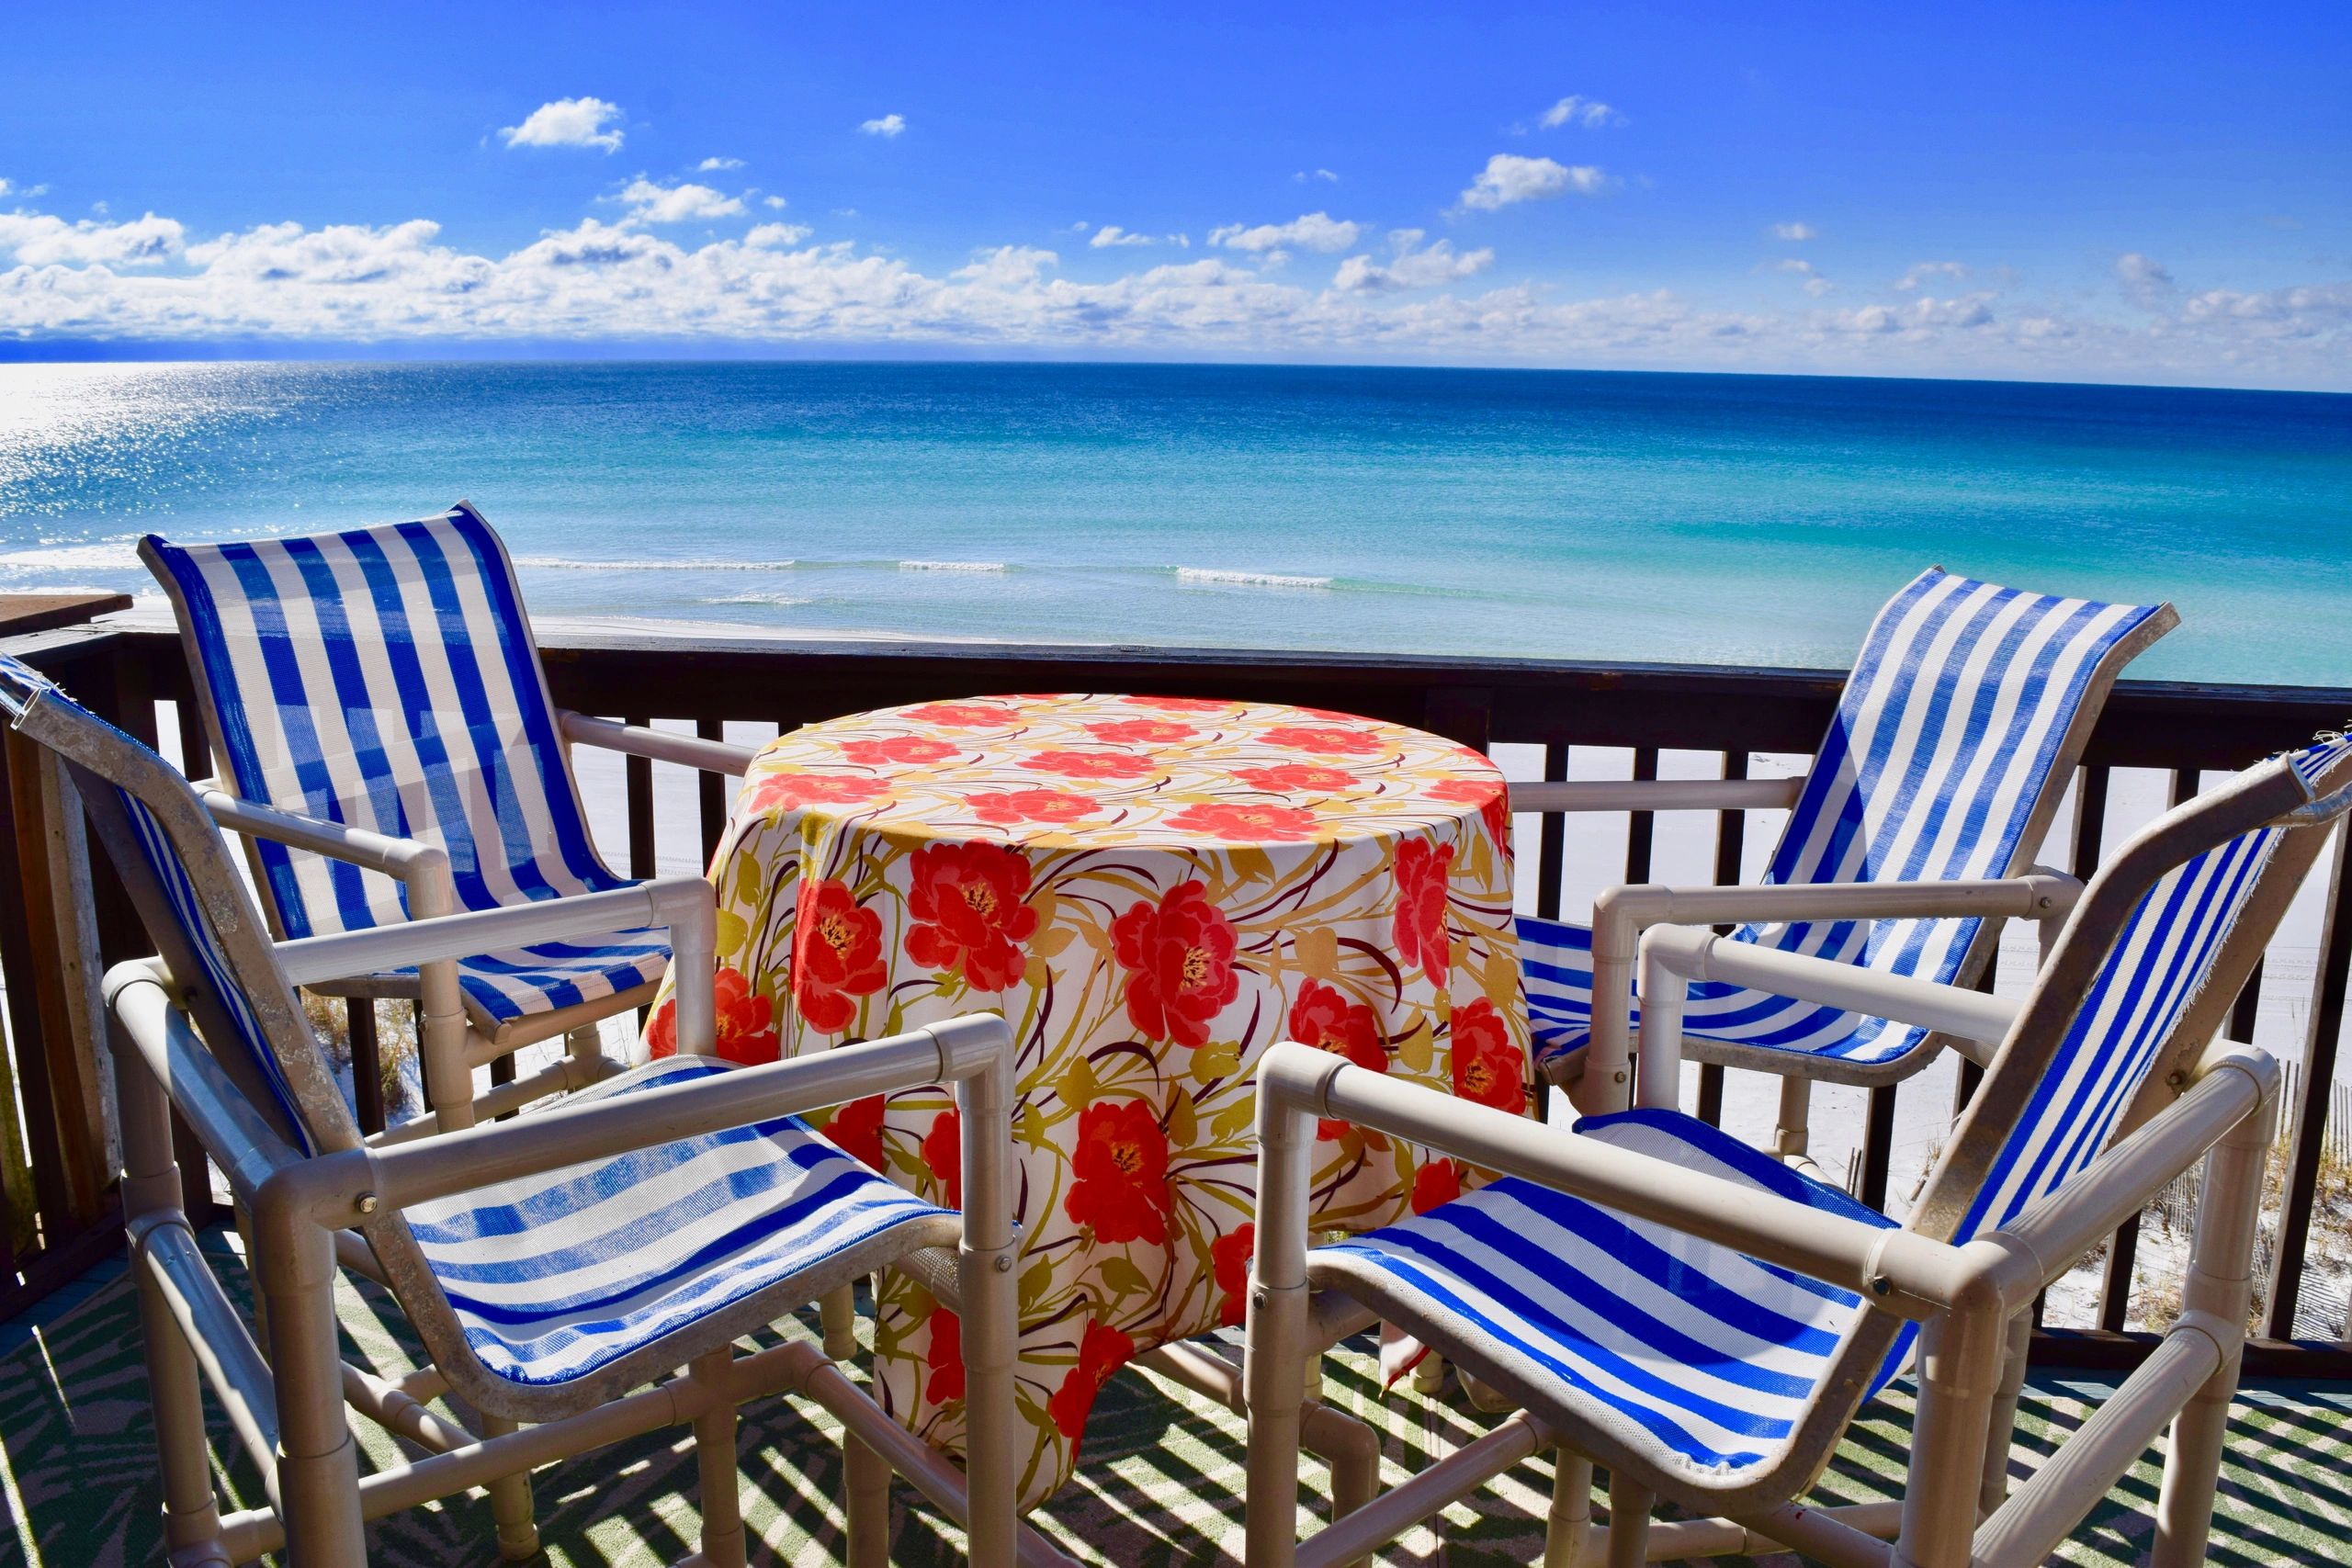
<box><xmin>626</xmin><ymin>714</ymin><xmax>656</xmax><ymax>880</ymax></box>
<box><xmin>1857</xmin><ymin>1086</ymin><xmax>1897</xmax><ymax>1211</ymax></box>
<box><xmin>696</xmin><ymin>718</ymin><xmax>728</xmax><ymax>865</ymax></box>
<box><xmin>2264</xmin><ymin>820</ymin><xmax>2352</xmax><ymax>1340</ymax></box>
<box><xmin>1623</xmin><ymin>747</ymin><xmax>1657</xmax><ymax>883</ymax></box>
<box><xmin>1696</xmin><ymin>750</ymin><xmax>1747</xmax><ymax>1127</ymax></box>
<box><xmin>174</xmin><ymin>699</ymin><xmax>211</xmax><ymax>784</ymax></box>
<box><xmin>1535</xmin><ymin>743</ymin><xmax>1567</xmax><ymax>920</ymax></box>
<box><xmin>347</xmin><ymin>998</ymin><xmax>384</xmax><ymax>1136</ymax></box>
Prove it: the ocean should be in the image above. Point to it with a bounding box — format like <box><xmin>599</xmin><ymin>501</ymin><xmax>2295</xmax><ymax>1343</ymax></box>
<box><xmin>0</xmin><ymin>359</ymin><xmax>2345</xmax><ymax>683</ymax></box>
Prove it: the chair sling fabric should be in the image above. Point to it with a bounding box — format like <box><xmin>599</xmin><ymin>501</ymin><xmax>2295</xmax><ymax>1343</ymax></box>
<box><xmin>1322</xmin><ymin>733</ymin><xmax>2347</xmax><ymax>1487</ymax></box>
<box><xmin>0</xmin><ymin>651</ymin><xmax>952</xmax><ymax>1404</ymax></box>
<box><xmin>1518</xmin><ymin>568</ymin><xmax>2168</xmax><ymax>1071</ymax></box>
<box><xmin>141</xmin><ymin>503</ymin><xmax>667</xmax><ymax>1028</ymax></box>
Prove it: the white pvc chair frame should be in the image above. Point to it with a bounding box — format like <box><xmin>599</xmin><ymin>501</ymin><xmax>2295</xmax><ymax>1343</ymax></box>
<box><xmin>1509</xmin><ymin>582</ymin><xmax>2169</xmax><ymax>1151</ymax></box>
<box><xmin>14</xmin><ymin>662</ymin><xmax>1041</xmax><ymax>1568</ymax></box>
<box><xmin>194</xmin><ymin>713</ymin><xmax>756</xmax><ymax>1137</ymax></box>
<box><xmin>1247</xmin><ymin>753</ymin><xmax>2342</xmax><ymax>1568</ymax></box>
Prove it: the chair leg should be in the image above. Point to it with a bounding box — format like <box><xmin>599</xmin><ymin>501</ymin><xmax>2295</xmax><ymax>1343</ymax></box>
<box><xmin>1772</xmin><ymin>1076</ymin><xmax>1812</xmax><ymax>1164</ymax></box>
<box><xmin>844</xmin><ymin>1432</ymin><xmax>891</xmax><ymax>1568</ymax></box>
<box><xmin>692</xmin><ymin>1349</ymin><xmax>750</xmax><ymax>1568</ymax></box>
<box><xmin>479</xmin><ymin>1413</ymin><xmax>540</xmax><ymax>1562</ymax></box>
<box><xmin>1544</xmin><ymin>1450</ymin><xmax>1594</xmax><ymax>1568</ymax></box>
<box><xmin>256</xmin><ymin>1201</ymin><xmax>367</xmax><ymax>1565</ymax></box>
<box><xmin>820</xmin><ymin>1283</ymin><xmax>859</xmax><ymax>1360</ymax></box>
<box><xmin>1892</xmin><ymin>1303</ymin><xmax>2002</xmax><ymax>1568</ymax></box>
<box><xmin>119</xmin><ymin>1053</ymin><xmax>228</xmax><ymax>1559</ymax></box>
<box><xmin>2152</xmin><ymin>1082</ymin><xmax>2274</xmax><ymax>1568</ymax></box>
<box><xmin>1602</xmin><ymin>1473</ymin><xmax>1650</xmax><ymax>1568</ymax></box>
<box><xmin>1978</xmin><ymin>1312</ymin><xmax>2031</xmax><ymax>1517</ymax></box>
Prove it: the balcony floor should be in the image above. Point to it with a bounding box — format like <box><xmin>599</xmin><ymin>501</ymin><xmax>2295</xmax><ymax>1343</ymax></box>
<box><xmin>3</xmin><ymin>1230</ymin><xmax>2346</xmax><ymax>1565</ymax></box>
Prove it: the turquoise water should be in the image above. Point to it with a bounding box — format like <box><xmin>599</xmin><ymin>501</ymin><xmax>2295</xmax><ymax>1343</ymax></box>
<box><xmin>0</xmin><ymin>360</ymin><xmax>2345</xmax><ymax>683</ymax></box>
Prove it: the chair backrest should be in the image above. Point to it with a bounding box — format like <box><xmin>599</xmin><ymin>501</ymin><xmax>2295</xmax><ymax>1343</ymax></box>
<box><xmin>140</xmin><ymin>502</ymin><xmax>626</xmax><ymax>941</ymax></box>
<box><xmin>1802</xmin><ymin>729</ymin><xmax>2352</xmax><ymax>1430</ymax></box>
<box><xmin>1737</xmin><ymin>568</ymin><xmax>2175</xmax><ymax>1058</ymax></box>
<box><xmin>0</xmin><ymin>654</ymin><xmax>357</xmax><ymax>1156</ymax></box>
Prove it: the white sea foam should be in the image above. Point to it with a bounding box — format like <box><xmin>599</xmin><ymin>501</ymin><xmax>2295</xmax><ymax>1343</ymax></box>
<box><xmin>0</xmin><ymin>542</ymin><xmax>143</xmax><ymax>570</ymax></box>
<box><xmin>1175</xmin><ymin>566</ymin><xmax>1333</xmax><ymax>590</ymax></box>
<box><xmin>899</xmin><ymin>559</ymin><xmax>1008</xmax><ymax>573</ymax></box>
<box><xmin>708</xmin><ymin>591</ymin><xmax>814</xmax><ymax>606</ymax></box>
<box><xmin>514</xmin><ymin>557</ymin><xmax>797</xmax><ymax>571</ymax></box>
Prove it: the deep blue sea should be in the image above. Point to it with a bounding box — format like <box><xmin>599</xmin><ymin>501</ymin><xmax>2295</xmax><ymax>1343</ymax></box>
<box><xmin>0</xmin><ymin>360</ymin><xmax>2345</xmax><ymax>683</ymax></box>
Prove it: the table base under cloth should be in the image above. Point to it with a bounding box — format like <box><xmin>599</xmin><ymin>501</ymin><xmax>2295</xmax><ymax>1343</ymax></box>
<box><xmin>641</xmin><ymin>693</ymin><xmax>1530</xmax><ymax>1506</ymax></box>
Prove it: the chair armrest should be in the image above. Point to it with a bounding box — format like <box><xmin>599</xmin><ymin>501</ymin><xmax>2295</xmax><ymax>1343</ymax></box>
<box><xmin>201</xmin><ymin>789</ymin><xmax>447</xmax><ymax>884</ymax></box>
<box><xmin>1506</xmin><ymin>777</ymin><xmax>1803</xmax><ymax>814</ymax></box>
<box><xmin>1252</xmin><ymin>1043</ymin><xmax>1986</xmax><ymax>1314</ymax></box>
<box><xmin>331</xmin><ymin>1015</ymin><xmax>1013</xmax><ymax>1213</ymax></box>
<box><xmin>272</xmin><ymin>874</ymin><xmax>715</xmax><ymax>989</ymax></box>
<box><xmin>1635</xmin><ymin>926</ymin><xmax>2019</xmax><ymax>1100</ymax></box>
<box><xmin>1993</xmin><ymin>1049</ymin><xmax>2275</xmax><ymax>1291</ymax></box>
<box><xmin>559</xmin><ymin>710</ymin><xmax>758</xmax><ymax>775</ymax></box>
<box><xmin>1573</xmin><ymin>870</ymin><xmax>2079</xmax><ymax>1111</ymax></box>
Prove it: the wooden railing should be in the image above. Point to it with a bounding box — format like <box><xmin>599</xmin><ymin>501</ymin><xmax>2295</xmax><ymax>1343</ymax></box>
<box><xmin>4</xmin><ymin>610</ymin><xmax>2348</xmax><ymax>1378</ymax></box>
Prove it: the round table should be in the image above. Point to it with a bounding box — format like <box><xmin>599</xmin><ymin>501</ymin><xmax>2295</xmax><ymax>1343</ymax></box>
<box><xmin>643</xmin><ymin>693</ymin><xmax>1528</xmax><ymax>1505</ymax></box>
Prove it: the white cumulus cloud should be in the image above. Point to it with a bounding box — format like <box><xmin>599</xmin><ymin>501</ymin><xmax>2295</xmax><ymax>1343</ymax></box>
<box><xmin>1776</xmin><ymin>258</ymin><xmax>1833</xmax><ymax>297</ymax></box>
<box><xmin>615</xmin><ymin>179</ymin><xmax>745</xmax><ymax>225</ymax></box>
<box><xmin>500</xmin><ymin>97</ymin><xmax>625</xmax><ymax>152</ymax></box>
<box><xmin>860</xmin><ymin>114</ymin><xmax>907</xmax><ymax>138</ymax></box>
<box><xmin>0</xmin><ymin>211</ymin><xmax>186</xmax><ymax>267</ymax></box>
<box><xmin>1334</xmin><ymin>232</ymin><xmax>1494</xmax><ymax>292</ymax></box>
<box><xmin>696</xmin><ymin>156</ymin><xmax>745</xmax><ymax>172</ymax></box>
<box><xmin>1458</xmin><ymin>155</ymin><xmax>1609</xmax><ymax>212</ymax></box>
<box><xmin>1293</xmin><ymin>168</ymin><xmax>1340</xmax><ymax>184</ymax></box>
<box><xmin>1897</xmin><ymin>261</ymin><xmax>1969</xmax><ymax>290</ymax></box>
<box><xmin>1208</xmin><ymin>212</ymin><xmax>1362</xmax><ymax>254</ymax></box>
<box><xmin>1090</xmin><ymin>225</ymin><xmax>1155</xmax><ymax>248</ymax></box>
<box><xmin>1770</xmin><ymin>221</ymin><xmax>1816</xmax><ymax>242</ymax></box>
<box><xmin>1539</xmin><ymin>96</ymin><xmax>1623</xmax><ymax>129</ymax></box>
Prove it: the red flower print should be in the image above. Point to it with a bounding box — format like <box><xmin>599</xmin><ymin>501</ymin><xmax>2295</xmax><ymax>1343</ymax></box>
<box><xmin>1212</xmin><ymin>1224</ymin><xmax>1255</xmax><ymax>1327</ymax></box>
<box><xmin>922</xmin><ymin>1109</ymin><xmax>962</xmax><ymax>1208</ymax></box>
<box><xmin>822</xmin><ymin>1094</ymin><xmax>887</xmax><ymax>1170</ymax></box>
<box><xmin>1289</xmin><ymin>979</ymin><xmax>1387</xmax><ymax>1140</ymax></box>
<box><xmin>1392</xmin><ymin>837</ymin><xmax>1455</xmax><ymax>986</ymax></box>
<box><xmin>1429</xmin><ymin>777</ymin><xmax>1510</xmax><ymax>850</ymax></box>
<box><xmin>1411</xmin><ymin>1158</ymin><xmax>1462</xmax><ymax>1214</ymax></box>
<box><xmin>901</xmin><ymin>701</ymin><xmax>1020</xmax><ymax>728</ymax></box>
<box><xmin>924</xmin><ymin>1307</ymin><xmax>965</xmax><ymax>1404</ymax></box>
<box><xmin>1085</xmin><ymin>717</ymin><xmax>1196</xmax><ymax>746</ymax></box>
<box><xmin>1048</xmin><ymin>1318</ymin><xmax>1137</xmax><ymax>1443</ymax></box>
<box><xmin>792</xmin><ymin>877</ymin><xmax>887</xmax><ymax>1033</ymax></box>
<box><xmin>838</xmin><ymin>735</ymin><xmax>960</xmax><ymax>767</ymax></box>
<box><xmin>1233</xmin><ymin>762</ymin><xmax>1359</xmax><ymax>793</ymax></box>
<box><xmin>1111</xmin><ymin>881</ymin><xmax>1241</xmax><ymax>1048</ymax></box>
<box><xmin>1020</xmin><ymin>749</ymin><xmax>1160</xmax><ymax>780</ymax></box>
<box><xmin>1128</xmin><ymin>695</ymin><xmax>1234</xmax><ymax>714</ymax></box>
<box><xmin>645</xmin><ymin>966</ymin><xmax>782</xmax><ymax>1065</ymax></box>
<box><xmin>903</xmin><ymin>840</ymin><xmax>1040</xmax><ymax>991</ymax></box>
<box><xmin>1163</xmin><ymin>800</ymin><xmax>1322</xmax><ymax>842</ymax></box>
<box><xmin>743</xmin><ymin>772</ymin><xmax>892</xmax><ymax>816</ymax></box>
<box><xmin>1063</xmin><ymin>1099</ymin><xmax>1176</xmax><ymax>1245</ymax></box>
<box><xmin>1261</xmin><ymin>725</ymin><xmax>1384</xmax><ymax>757</ymax></box>
<box><xmin>967</xmin><ymin>787</ymin><xmax>1101</xmax><ymax>827</ymax></box>
<box><xmin>1451</xmin><ymin>998</ymin><xmax>1524</xmax><ymax>1112</ymax></box>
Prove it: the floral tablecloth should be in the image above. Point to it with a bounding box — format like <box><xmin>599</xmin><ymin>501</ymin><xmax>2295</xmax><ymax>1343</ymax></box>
<box><xmin>642</xmin><ymin>693</ymin><xmax>1527</xmax><ymax>1505</ymax></box>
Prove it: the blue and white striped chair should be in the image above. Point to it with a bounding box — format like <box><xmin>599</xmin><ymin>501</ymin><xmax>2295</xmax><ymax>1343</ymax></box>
<box><xmin>1515</xmin><ymin>567</ymin><xmax>2175</xmax><ymax>1156</ymax></box>
<box><xmin>1247</xmin><ymin>729</ymin><xmax>2352</xmax><ymax>1568</ymax></box>
<box><xmin>141</xmin><ymin>502</ymin><xmax>754</xmax><ymax>1134</ymax></box>
<box><xmin>0</xmin><ymin>651</ymin><xmax>1029</xmax><ymax>1567</ymax></box>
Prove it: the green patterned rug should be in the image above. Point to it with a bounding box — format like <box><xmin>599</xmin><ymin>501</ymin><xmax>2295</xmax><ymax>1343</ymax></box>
<box><xmin>2</xmin><ymin>1231</ymin><xmax>2346</xmax><ymax>1565</ymax></box>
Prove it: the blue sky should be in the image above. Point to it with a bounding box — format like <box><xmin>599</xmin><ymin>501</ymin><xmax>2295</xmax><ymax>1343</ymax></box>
<box><xmin>3</xmin><ymin>2</ymin><xmax>2346</xmax><ymax>387</ymax></box>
